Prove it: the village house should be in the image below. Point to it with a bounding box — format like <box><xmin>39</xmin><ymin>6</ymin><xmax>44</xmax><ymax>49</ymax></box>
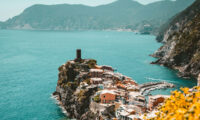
<box><xmin>114</xmin><ymin>73</ymin><xmax>125</xmax><ymax>81</ymax></box>
<box><xmin>116</xmin><ymin>105</ymin><xmax>142</xmax><ymax>120</ymax></box>
<box><xmin>115</xmin><ymin>91</ymin><xmax>129</xmax><ymax>104</ymax></box>
<box><xmin>100</xmin><ymin>90</ymin><xmax>116</xmax><ymax>104</ymax></box>
<box><xmin>123</xmin><ymin>79</ymin><xmax>138</xmax><ymax>86</ymax></box>
<box><xmin>90</xmin><ymin>69</ymin><xmax>103</xmax><ymax>78</ymax></box>
<box><xmin>128</xmin><ymin>99</ymin><xmax>145</xmax><ymax>107</ymax></box>
<box><xmin>114</xmin><ymin>89</ymin><xmax>126</xmax><ymax>102</ymax></box>
<box><xmin>148</xmin><ymin>95</ymin><xmax>170</xmax><ymax>111</ymax></box>
<box><xmin>126</xmin><ymin>84</ymin><xmax>139</xmax><ymax>92</ymax></box>
<box><xmin>116</xmin><ymin>83</ymin><xmax>127</xmax><ymax>90</ymax></box>
<box><xmin>90</xmin><ymin>78</ymin><xmax>103</xmax><ymax>85</ymax></box>
<box><xmin>103</xmin><ymin>80</ymin><xmax>114</xmax><ymax>86</ymax></box>
<box><xmin>135</xmin><ymin>96</ymin><xmax>146</xmax><ymax>104</ymax></box>
<box><xmin>128</xmin><ymin>92</ymin><xmax>146</xmax><ymax>107</ymax></box>
<box><xmin>103</xmin><ymin>71</ymin><xmax>114</xmax><ymax>80</ymax></box>
<box><xmin>104</xmin><ymin>84</ymin><xmax>117</xmax><ymax>90</ymax></box>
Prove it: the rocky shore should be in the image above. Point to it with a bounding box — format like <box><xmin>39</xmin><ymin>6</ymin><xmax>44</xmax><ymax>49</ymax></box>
<box><xmin>152</xmin><ymin>0</ymin><xmax>200</xmax><ymax>79</ymax></box>
<box><xmin>53</xmin><ymin>50</ymin><xmax>174</xmax><ymax>120</ymax></box>
<box><xmin>53</xmin><ymin>58</ymin><xmax>99</xmax><ymax>119</ymax></box>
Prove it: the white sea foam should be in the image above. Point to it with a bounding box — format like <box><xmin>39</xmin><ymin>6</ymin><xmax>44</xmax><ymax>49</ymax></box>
<box><xmin>145</xmin><ymin>77</ymin><xmax>179</xmax><ymax>84</ymax></box>
<box><xmin>50</xmin><ymin>94</ymin><xmax>68</xmax><ymax>115</ymax></box>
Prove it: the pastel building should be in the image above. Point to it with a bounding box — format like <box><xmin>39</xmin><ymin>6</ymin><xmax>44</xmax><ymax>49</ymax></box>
<box><xmin>116</xmin><ymin>105</ymin><xmax>142</xmax><ymax>120</ymax></box>
<box><xmin>90</xmin><ymin>78</ymin><xmax>103</xmax><ymax>85</ymax></box>
<box><xmin>100</xmin><ymin>90</ymin><xmax>116</xmax><ymax>104</ymax></box>
<box><xmin>148</xmin><ymin>95</ymin><xmax>169</xmax><ymax>111</ymax></box>
<box><xmin>90</xmin><ymin>69</ymin><xmax>103</xmax><ymax>78</ymax></box>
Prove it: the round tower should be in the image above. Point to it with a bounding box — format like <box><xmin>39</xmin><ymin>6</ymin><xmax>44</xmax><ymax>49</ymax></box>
<box><xmin>75</xmin><ymin>49</ymin><xmax>82</xmax><ymax>62</ymax></box>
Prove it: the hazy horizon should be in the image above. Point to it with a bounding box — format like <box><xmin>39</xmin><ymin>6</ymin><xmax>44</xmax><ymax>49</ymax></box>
<box><xmin>0</xmin><ymin>0</ymin><xmax>162</xmax><ymax>22</ymax></box>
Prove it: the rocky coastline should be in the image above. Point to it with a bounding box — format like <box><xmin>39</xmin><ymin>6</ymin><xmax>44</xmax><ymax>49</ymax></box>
<box><xmin>53</xmin><ymin>49</ymin><xmax>174</xmax><ymax>120</ymax></box>
<box><xmin>151</xmin><ymin>0</ymin><xmax>200</xmax><ymax>80</ymax></box>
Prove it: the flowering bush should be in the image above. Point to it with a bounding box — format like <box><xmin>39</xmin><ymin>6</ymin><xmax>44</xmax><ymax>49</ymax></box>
<box><xmin>149</xmin><ymin>86</ymin><xmax>200</xmax><ymax>120</ymax></box>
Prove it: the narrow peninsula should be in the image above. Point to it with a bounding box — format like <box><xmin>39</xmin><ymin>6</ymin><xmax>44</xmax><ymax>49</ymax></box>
<box><xmin>53</xmin><ymin>49</ymin><xmax>174</xmax><ymax>120</ymax></box>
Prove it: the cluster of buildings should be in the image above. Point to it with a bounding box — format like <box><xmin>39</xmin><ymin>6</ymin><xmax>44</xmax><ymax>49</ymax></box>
<box><xmin>78</xmin><ymin>64</ymin><xmax>170</xmax><ymax>120</ymax></box>
<box><xmin>75</xmin><ymin>49</ymin><xmax>171</xmax><ymax>120</ymax></box>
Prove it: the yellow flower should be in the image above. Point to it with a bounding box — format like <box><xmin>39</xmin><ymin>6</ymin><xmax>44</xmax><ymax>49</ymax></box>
<box><xmin>147</xmin><ymin>86</ymin><xmax>200</xmax><ymax>120</ymax></box>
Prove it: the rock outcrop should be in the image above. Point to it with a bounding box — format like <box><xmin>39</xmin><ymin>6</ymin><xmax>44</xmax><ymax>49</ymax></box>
<box><xmin>152</xmin><ymin>0</ymin><xmax>200</xmax><ymax>79</ymax></box>
<box><xmin>53</xmin><ymin>50</ymin><xmax>175</xmax><ymax>120</ymax></box>
<box><xmin>53</xmin><ymin>59</ymin><xmax>99</xmax><ymax>119</ymax></box>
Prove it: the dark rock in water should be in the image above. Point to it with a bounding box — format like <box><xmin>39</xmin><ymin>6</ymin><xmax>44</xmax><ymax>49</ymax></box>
<box><xmin>152</xmin><ymin>0</ymin><xmax>200</xmax><ymax>80</ymax></box>
<box><xmin>150</xmin><ymin>60</ymin><xmax>159</xmax><ymax>64</ymax></box>
<box><xmin>52</xmin><ymin>91</ymin><xmax>59</xmax><ymax>96</ymax></box>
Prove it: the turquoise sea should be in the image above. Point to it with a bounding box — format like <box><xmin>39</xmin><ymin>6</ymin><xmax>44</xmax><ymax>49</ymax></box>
<box><xmin>0</xmin><ymin>30</ymin><xmax>196</xmax><ymax>120</ymax></box>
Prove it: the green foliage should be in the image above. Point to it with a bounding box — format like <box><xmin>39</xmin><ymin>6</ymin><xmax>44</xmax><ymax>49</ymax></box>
<box><xmin>57</xmin><ymin>79</ymin><xmax>63</xmax><ymax>85</ymax></box>
<box><xmin>66</xmin><ymin>82</ymin><xmax>72</xmax><ymax>87</ymax></box>
<box><xmin>83</xmin><ymin>78</ymin><xmax>91</xmax><ymax>85</ymax></box>
<box><xmin>171</xmin><ymin>13</ymin><xmax>200</xmax><ymax>63</ymax></box>
<box><xmin>156</xmin><ymin>0</ymin><xmax>200</xmax><ymax>77</ymax></box>
<box><xmin>191</xmin><ymin>52</ymin><xmax>200</xmax><ymax>63</ymax></box>
<box><xmin>77</xmin><ymin>90</ymin><xmax>87</xmax><ymax>102</ymax></box>
<box><xmin>93</xmin><ymin>94</ymin><xmax>100</xmax><ymax>103</ymax></box>
<box><xmin>1</xmin><ymin>0</ymin><xmax>195</xmax><ymax>31</ymax></box>
<box><xmin>156</xmin><ymin>0</ymin><xmax>197</xmax><ymax>42</ymax></box>
<box><xmin>65</xmin><ymin>81</ymin><xmax>78</xmax><ymax>90</ymax></box>
<box><xmin>86</xmin><ymin>59</ymin><xmax>97</xmax><ymax>69</ymax></box>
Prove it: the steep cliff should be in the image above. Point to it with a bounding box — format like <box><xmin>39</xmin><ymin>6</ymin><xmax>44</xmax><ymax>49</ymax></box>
<box><xmin>152</xmin><ymin>0</ymin><xmax>200</xmax><ymax>79</ymax></box>
<box><xmin>53</xmin><ymin>49</ymin><xmax>176</xmax><ymax>120</ymax></box>
<box><xmin>53</xmin><ymin>59</ymin><xmax>99</xmax><ymax>119</ymax></box>
<box><xmin>53</xmin><ymin>58</ymin><xmax>118</xmax><ymax>119</ymax></box>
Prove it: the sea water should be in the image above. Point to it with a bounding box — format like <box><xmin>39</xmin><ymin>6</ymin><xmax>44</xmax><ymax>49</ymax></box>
<box><xmin>0</xmin><ymin>30</ymin><xmax>196</xmax><ymax>120</ymax></box>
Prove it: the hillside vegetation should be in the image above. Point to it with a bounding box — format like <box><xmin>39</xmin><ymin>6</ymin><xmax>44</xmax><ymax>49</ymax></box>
<box><xmin>1</xmin><ymin>0</ymin><xmax>194</xmax><ymax>34</ymax></box>
<box><xmin>153</xmin><ymin>0</ymin><xmax>200</xmax><ymax>79</ymax></box>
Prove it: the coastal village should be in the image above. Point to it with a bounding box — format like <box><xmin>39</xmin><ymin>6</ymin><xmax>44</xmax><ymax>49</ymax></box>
<box><xmin>54</xmin><ymin>49</ymin><xmax>176</xmax><ymax>120</ymax></box>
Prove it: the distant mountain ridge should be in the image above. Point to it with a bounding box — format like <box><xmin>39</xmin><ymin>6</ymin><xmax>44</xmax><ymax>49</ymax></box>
<box><xmin>0</xmin><ymin>0</ymin><xmax>195</xmax><ymax>34</ymax></box>
<box><xmin>0</xmin><ymin>22</ymin><xmax>2</xmax><ymax>28</ymax></box>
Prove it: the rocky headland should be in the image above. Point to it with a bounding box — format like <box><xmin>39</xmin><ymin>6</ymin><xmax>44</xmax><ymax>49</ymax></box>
<box><xmin>152</xmin><ymin>0</ymin><xmax>200</xmax><ymax>79</ymax></box>
<box><xmin>53</xmin><ymin>49</ymin><xmax>174</xmax><ymax>120</ymax></box>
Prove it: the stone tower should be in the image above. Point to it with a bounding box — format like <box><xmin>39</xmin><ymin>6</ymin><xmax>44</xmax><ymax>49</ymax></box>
<box><xmin>75</xmin><ymin>49</ymin><xmax>82</xmax><ymax>62</ymax></box>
